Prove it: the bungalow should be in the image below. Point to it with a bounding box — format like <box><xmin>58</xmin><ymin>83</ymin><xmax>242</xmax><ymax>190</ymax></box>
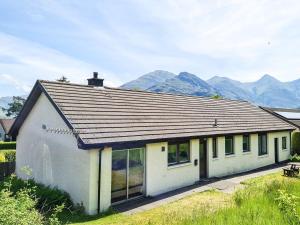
<box><xmin>10</xmin><ymin>73</ymin><xmax>295</xmax><ymax>215</ymax></box>
<box><xmin>0</xmin><ymin>119</ymin><xmax>15</xmax><ymax>141</ymax></box>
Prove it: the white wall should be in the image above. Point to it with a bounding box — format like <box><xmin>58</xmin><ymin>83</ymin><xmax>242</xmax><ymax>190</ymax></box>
<box><xmin>16</xmin><ymin>93</ymin><xmax>99</xmax><ymax>215</ymax></box>
<box><xmin>145</xmin><ymin>139</ymin><xmax>199</xmax><ymax>196</ymax></box>
<box><xmin>208</xmin><ymin>131</ymin><xmax>291</xmax><ymax>177</ymax></box>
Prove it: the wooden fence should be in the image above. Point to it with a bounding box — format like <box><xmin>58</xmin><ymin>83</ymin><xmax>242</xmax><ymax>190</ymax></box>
<box><xmin>0</xmin><ymin>162</ymin><xmax>15</xmax><ymax>181</ymax></box>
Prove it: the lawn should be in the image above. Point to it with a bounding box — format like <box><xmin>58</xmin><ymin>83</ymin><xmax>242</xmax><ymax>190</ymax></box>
<box><xmin>60</xmin><ymin>172</ymin><xmax>300</xmax><ymax>225</ymax></box>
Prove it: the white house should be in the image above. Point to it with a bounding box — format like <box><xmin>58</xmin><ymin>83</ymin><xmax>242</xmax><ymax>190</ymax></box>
<box><xmin>10</xmin><ymin>73</ymin><xmax>295</xmax><ymax>215</ymax></box>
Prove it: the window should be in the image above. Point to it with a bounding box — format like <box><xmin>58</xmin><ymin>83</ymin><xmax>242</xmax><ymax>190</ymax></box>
<box><xmin>168</xmin><ymin>141</ymin><xmax>190</xmax><ymax>166</ymax></box>
<box><xmin>282</xmin><ymin>137</ymin><xmax>287</xmax><ymax>150</ymax></box>
<box><xmin>212</xmin><ymin>137</ymin><xmax>218</xmax><ymax>158</ymax></box>
<box><xmin>225</xmin><ymin>136</ymin><xmax>234</xmax><ymax>155</ymax></box>
<box><xmin>243</xmin><ymin>135</ymin><xmax>250</xmax><ymax>152</ymax></box>
<box><xmin>258</xmin><ymin>133</ymin><xmax>268</xmax><ymax>155</ymax></box>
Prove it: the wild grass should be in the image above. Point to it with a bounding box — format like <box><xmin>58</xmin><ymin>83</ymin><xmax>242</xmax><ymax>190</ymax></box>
<box><xmin>61</xmin><ymin>173</ymin><xmax>300</xmax><ymax>225</ymax></box>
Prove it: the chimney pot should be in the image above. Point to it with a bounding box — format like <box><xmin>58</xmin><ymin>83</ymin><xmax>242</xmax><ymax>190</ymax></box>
<box><xmin>93</xmin><ymin>72</ymin><xmax>98</xmax><ymax>79</ymax></box>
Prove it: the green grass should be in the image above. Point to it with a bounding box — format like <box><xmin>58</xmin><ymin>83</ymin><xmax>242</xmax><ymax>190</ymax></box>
<box><xmin>60</xmin><ymin>173</ymin><xmax>300</xmax><ymax>225</ymax></box>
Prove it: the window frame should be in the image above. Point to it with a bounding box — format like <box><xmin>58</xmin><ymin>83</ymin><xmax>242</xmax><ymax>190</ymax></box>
<box><xmin>168</xmin><ymin>141</ymin><xmax>190</xmax><ymax>166</ymax></box>
<box><xmin>282</xmin><ymin>136</ymin><xmax>287</xmax><ymax>150</ymax></box>
<box><xmin>242</xmin><ymin>134</ymin><xmax>251</xmax><ymax>152</ymax></box>
<box><xmin>212</xmin><ymin>137</ymin><xmax>218</xmax><ymax>158</ymax></box>
<box><xmin>258</xmin><ymin>133</ymin><xmax>268</xmax><ymax>156</ymax></box>
<box><xmin>225</xmin><ymin>136</ymin><xmax>234</xmax><ymax>155</ymax></box>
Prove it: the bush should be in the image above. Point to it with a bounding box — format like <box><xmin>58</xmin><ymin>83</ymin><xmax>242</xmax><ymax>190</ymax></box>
<box><xmin>0</xmin><ymin>153</ymin><xmax>6</xmax><ymax>162</ymax></box>
<box><xmin>292</xmin><ymin>132</ymin><xmax>300</xmax><ymax>154</ymax></box>
<box><xmin>1</xmin><ymin>150</ymin><xmax>16</xmax><ymax>162</ymax></box>
<box><xmin>0</xmin><ymin>175</ymin><xmax>64</xmax><ymax>225</ymax></box>
<box><xmin>0</xmin><ymin>142</ymin><xmax>16</xmax><ymax>150</ymax></box>
<box><xmin>1</xmin><ymin>176</ymin><xmax>74</xmax><ymax>213</ymax></box>
<box><xmin>290</xmin><ymin>154</ymin><xmax>300</xmax><ymax>162</ymax></box>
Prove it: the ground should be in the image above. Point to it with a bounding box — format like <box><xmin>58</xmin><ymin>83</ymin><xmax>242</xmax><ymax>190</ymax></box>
<box><xmin>59</xmin><ymin>172</ymin><xmax>300</xmax><ymax>225</ymax></box>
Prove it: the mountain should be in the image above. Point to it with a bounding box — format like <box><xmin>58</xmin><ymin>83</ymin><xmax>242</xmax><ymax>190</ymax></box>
<box><xmin>121</xmin><ymin>71</ymin><xmax>300</xmax><ymax>108</ymax></box>
<box><xmin>148</xmin><ymin>72</ymin><xmax>218</xmax><ymax>97</ymax></box>
<box><xmin>207</xmin><ymin>76</ymin><xmax>253</xmax><ymax>101</ymax></box>
<box><xmin>121</xmin><ymin>70</ymin><xmax>176</xmax><ymax>90</ymax></box>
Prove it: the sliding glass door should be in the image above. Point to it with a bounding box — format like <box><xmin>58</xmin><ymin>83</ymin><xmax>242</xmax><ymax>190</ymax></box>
<box><xmin>111</xmin><ymin>148</ymin><xmax>145</xmax><ymax>203</ymax></box>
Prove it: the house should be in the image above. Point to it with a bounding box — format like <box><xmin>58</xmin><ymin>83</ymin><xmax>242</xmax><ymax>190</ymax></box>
<box><xmin>10</xmin><ymin>73</ymin><xmax>295</xmax><ymax>215</ymax></box>
<box><xmin>0</xmin><ymin>119</ymin><xmax>15</xmax><ymax>141</ymax></box>
<box><xmin>261</xmin><ymin>107</ymin><xmax>300</xmax><ymax>130</ymax></box>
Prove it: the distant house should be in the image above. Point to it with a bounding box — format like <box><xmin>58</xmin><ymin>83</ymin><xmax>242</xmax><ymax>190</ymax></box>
<box><xmin>10</xmin><ymin>73</ymin><xmax>295</xmax><ymax>215</ymax></box>
<box><xmin>0</xmin><ymin>119</ymin><xmax>15</xmax><ymax>141</ymax></box>
<box><xmin>261</xmin><ymin>107</ymin><xmax>300</xmax><ymax>130</ymax></box>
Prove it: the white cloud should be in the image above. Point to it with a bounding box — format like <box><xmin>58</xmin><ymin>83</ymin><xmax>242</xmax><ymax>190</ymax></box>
<box><xmin>0</xmin><ymin>74</ymin><xmax>31</xmax><ymax>93</ymax></box>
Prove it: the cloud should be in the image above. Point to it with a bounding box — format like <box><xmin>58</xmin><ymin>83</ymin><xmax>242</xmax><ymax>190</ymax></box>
<box><xmin>0</xmin><ymin>74</ymin><xmax>31</xmax><ymax>93</ymax></box>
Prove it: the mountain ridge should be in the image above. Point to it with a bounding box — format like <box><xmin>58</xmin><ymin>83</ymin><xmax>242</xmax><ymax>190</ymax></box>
<box><xmin>121</xmin><ymin>70</ymin><xmax>300</xmax><ymax>108</ymax></box>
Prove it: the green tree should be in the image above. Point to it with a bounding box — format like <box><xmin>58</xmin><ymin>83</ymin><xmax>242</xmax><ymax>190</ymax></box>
<box><xmin>4</xmin><ymin>96</ymin><xmax>26</xmax><ymax>118</ymax></box>
<box><xmin>56</xmin><ymin>76</ymin><xmax>69</xmax><ymax>83</ymax></box>
<box><xmin>292</xmin><ymin>132</ymin><xmax>300</xmax><ymax>154</ymax></box>
<box><xmin>212</xmin><ymin>94</ymin><xmax>222</xmax><ymax>99</ymax></box>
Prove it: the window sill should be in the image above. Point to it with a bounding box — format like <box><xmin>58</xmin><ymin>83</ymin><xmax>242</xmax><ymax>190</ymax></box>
<box><xmin>242</xmin><ymin>151</ymin><xmax>251</xmax><ymax>155</ymax></box>
<box><xmin>282</xmin><ymin>149</ymin><xmax>288</xmax><ymax>152</ymax></box>
<box><xmin>212</xmin><ymin>157</ymin><xmax>219</xmax><ymax>161</ymax></box>
<box><xmin>258</xmin><ymin>154</ymin><xmax>268</xmax><ymax>158</ymax></box>
<box><xmin>168</xmin><ymin>162</ymin><xmax>191</xmax><ymax>169</ymax></box>
<box><xmin>225</xmin><ymin>154</ymin><xmax>235</xmax><ymax>158</ymax></box>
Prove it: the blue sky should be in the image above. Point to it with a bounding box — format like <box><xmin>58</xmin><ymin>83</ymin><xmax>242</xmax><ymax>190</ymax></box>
<box><xmin>1</xmin><ymin>0</ymin><xmax>300</xmax><ymax>96</ymax></box>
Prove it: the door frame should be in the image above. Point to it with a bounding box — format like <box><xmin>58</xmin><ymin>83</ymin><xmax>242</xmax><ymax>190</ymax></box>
<box><xmin>274</xmin><ymin>138</ymin><xmax>279</xmax><ymax>163</ymax></box>
<box><xmin>199</xmin><ymin>138</ymin><xmax>208</xmax><ymax>179</ymax></box>
<box><xmin>111</xmin><ymin>148</ymin><xmax>146</xmax><ymax>205</ymax></box>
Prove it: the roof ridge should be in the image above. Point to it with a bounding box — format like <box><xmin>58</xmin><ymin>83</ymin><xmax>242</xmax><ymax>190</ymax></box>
<box><xmin>39</xmin><ymin>80</ymin><xmax>250</xmax><ymax>104</ymax></box>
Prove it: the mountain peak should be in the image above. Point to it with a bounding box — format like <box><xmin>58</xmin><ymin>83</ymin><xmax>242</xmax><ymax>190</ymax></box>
<box><xmin>258</xmin><ymin>74</ymin><xmax>278</xmax><ymax>83</ymax></box>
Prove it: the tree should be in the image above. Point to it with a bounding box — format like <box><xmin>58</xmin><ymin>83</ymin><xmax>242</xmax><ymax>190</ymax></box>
<box><xmin>56</xmin><ymin>76</ymin><xmax>70</xmax><ymax>83</ymax></box>
<box><xmin>212</xmin><ymin>94</ymin><xmax>222</xmax><ymax>100</ymax></box>
<box><xmin>4</xmin><ymin>96</ymin><xmax>26</xmax><ymax>118</ymax></box>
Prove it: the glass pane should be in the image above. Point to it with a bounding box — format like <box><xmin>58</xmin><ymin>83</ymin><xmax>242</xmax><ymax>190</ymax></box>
<box><xmin>262</xmin><ymin>135</ymin><xmax>267</xmax><ymax>154</ymax></box>
<box><xmin>111</xmin><ymin>150</ymin><xmax>127</xmax><ymax>203</ymax></box>
<box><xmin>213</xmin><ymin>138</ymin><xmax>218</xmax><ymax>158</ymax></box>
<box><xmin>243</xmin><ymin>135</ymin><xmax>249</xmax><ymax>152</ymax></box>
<box><xmin>168</xmin><ymin>144</ymin><xmax>177</xmax><ymax>165</ymax></box>
<box><xmin>225</xmin><ymin>137</ymin><xmax>233</xmax><ymax>155</ymax></box>
<box><xmin>282</xmin><ymin>137</ymin><xmax>287</xmax><ymax>149</ymax></box>
<box><xmin>179</xmin><ymin>143</ymin><xmax>189</xmax><ymax>162</ymax></box>
<box><xmin>128</xmin><ymin>148</ymin><xmax>145</xmax><ymax>198</ymax></box>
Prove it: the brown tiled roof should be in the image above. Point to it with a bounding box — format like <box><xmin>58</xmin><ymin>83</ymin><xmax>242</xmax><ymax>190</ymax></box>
<box><xmin>0</xmin><ymin>119</ymin><xmax>15</xmax><ymax>134</ymax></box>
<box><xmin>37</xmin><ymin>80</ymin><xmax>295</xmax><ymax>146</ymax></box>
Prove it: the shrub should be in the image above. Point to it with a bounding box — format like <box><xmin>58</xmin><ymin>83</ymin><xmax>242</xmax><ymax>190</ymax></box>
<box><xmin>290</xmin><ymin>154</ymin><xmax>300</xmax><ymax>162</ymax></box>
<box><xmin>1</xmin><ymin>176</ymin><xmax>74</xmax><ymax>213</ymax></box>
<box><xmin>0</xmin><ymin>175</ymin><xmax>63</xmax><ymax>225</ymax></box>
<box><xmin>276</xmin><ymin>190</ymin><xmax>300</xmax><ymax>224</ymax></box>
<box><xmin>0</xmin><ymin>142</ymin><xmax>16</xmax><ymax>150</ymax></box>
<box><xmin>0</xmin><ymin>153</ymin><xmax>6</xmax><ymax>162</ymax></box>
<box><xmin>292</xmin><ymin>132</ymin><xmax>300</xmax><ymax>154</ymax></box>
<box><xmin>1</xmin><ymin>150</ymin><xmax>16</xmax><ymax>162</ymax></box>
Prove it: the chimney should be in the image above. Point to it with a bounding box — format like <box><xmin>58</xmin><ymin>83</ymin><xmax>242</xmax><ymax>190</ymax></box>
<box><xmin>87</xmin><ymin>72</ymin><xmax>104</xmax><ymax>87</ymax></box>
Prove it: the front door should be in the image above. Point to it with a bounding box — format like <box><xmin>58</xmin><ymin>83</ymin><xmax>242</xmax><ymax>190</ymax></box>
<box><xmin>199</xmin><ymin>139</ymin><xmax>208</xmax><ymax>179</ymax></box>
<box><xmin>274</xmin><ymin>138</ymin><xmax>279</xmax><ymax>163</ymax></box>
<box><xmin>111</xmin><ymin>148</ymin><xmax>145</xmax><ymax>203</ymax></box>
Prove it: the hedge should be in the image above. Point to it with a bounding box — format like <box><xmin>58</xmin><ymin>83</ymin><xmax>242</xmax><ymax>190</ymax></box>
<box><xmin>292</xmin><ymin>132</ymin><xmax>300</xmax><ymax>154</ymax></box>
<box><xmin>0</xmin><ymin>150</ymin><xmax>16</xmax><ymax>162</ymax></box>
<box><xmin>0</xmin><ymin>142</ymin><xmax>16</xmax><ymax>150</ymax></box>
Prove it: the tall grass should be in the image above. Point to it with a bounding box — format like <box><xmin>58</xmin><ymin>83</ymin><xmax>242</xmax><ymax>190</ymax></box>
<box><xmin>63</xmin><ymin>173</ymin><xmax>300</xmax><ymax>225</ymax></box>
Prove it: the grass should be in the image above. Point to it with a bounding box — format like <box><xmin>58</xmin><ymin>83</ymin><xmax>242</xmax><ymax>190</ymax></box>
<box><xmin>58</xmin><ymin>172</ymin><xmax>300</xmax><ymax>225</ymax></box>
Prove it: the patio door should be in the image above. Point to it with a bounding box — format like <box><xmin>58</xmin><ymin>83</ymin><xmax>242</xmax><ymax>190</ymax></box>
<box><xmin>111</xmin><ymin>148</ymin><xmax>145</xmax><ymax>203</ymax></box>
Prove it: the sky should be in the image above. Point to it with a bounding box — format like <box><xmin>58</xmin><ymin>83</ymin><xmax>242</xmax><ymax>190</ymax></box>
<box><xmin>1</xmin><ymin>0</ymin><xmax>300</xmax><ymax>96</ymax></box>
